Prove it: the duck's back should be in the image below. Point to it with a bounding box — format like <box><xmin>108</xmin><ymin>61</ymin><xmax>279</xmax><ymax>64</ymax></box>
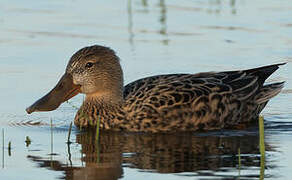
<box><xmin>122</xmin><ymin>64</ymin><xmax>284</xmax><ymax>132</ymax></box>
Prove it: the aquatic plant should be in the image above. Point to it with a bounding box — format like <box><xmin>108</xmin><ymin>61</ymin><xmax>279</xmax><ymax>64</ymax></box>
<box><xmin>259</xmin><ymin>116</ymin><xmax>265</xmax><ymax>180</ymax></box>
<box><xmin>25</xmin><ymin>136</ymin><xmax>31</xmax><ymax>147</ymax></box>
<box><xmin>8</xmin><ymin>141</ymin><xmax>11</xmax><ymax>156</ymax></box>
<box><xmin>67</xmin><ymin>122</ymin><xmax>73</xmax><ymax>144</ymax></box>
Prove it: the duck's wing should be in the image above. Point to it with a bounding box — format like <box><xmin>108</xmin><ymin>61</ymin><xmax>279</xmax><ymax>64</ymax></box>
<box><xmin>124</xmin><ymin>63</ymin><xmax>285</xmax><ymax>102</ymax></box>
<box><xmin>122</xmin><ymin>63</ymin><xmax>284</xmax><ymax>132</ymax></box>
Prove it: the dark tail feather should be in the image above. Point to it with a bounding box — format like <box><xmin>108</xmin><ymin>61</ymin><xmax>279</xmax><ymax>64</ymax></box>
<box><xmin>244</xmin><ymin>63</ymin><xmax>286</xmax><ymax>85</ymax></box>
<box><xmin>255</xmin><ymin>82</ymin><xmax>285</xmax><ymax>104</ymax></box>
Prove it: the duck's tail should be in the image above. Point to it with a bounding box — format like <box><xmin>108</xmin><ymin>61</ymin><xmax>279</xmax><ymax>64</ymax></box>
<box><xmin>244</xmin><ymin>62</ymin><xmax>286</xmax><ymax>86</ymax></box>
<box><xmin>242</xmin><ymin>62</ymin><xmax>286</xmax><ymax>104</ymax></box>
<box><xmin>255</xmin><ymin>82</ymin><xmax>285</xmax><ymax>104</ymax></box>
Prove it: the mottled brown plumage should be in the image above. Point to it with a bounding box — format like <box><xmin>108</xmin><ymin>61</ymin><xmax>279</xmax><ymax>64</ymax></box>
<box><xmin>26</xmin><ymin>45</ymin><xmax>285</xmax><ymax>132</ymax></box>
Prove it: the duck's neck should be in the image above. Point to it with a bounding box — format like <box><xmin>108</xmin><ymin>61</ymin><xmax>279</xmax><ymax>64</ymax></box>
<box><xmin>74</xmin><ymin>93</ymin><xmax>125</xmax><ymax>129</ymax></box>
<box><xmin>85</xmin><ymin>90</ymin><xmax>123</xmax><ymax>105</ymax></box>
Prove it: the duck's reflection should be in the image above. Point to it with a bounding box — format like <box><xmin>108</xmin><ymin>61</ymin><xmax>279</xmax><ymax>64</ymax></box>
<box><xmin>28</xmin><ymin>130</ymin><xmax>270</xmax><ymax>179</ymax></box>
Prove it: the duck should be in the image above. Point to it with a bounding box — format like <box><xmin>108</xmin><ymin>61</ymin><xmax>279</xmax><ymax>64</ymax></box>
<box><xmin>26</xmin><ymin>45</ymin><xmax>285</xmax><ymax>132</ymax></box>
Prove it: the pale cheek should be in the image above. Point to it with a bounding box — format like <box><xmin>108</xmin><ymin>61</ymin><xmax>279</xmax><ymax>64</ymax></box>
<box><xmin>82</xmin><ymin>81</ymin><xmax>98</xmax><ymax>94</ymax></box>
<box><xmin>73</xmin><ymin>74</ymin><xmax>84</xmax><ymax>85</ymax></box>
<box><xmin>73</xmin><ymin>73</ymin><xmax>99</xmax><ymax>94</ymax></box>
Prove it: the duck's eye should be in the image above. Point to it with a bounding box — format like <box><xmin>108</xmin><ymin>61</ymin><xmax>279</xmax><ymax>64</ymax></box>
<box><xmin>85</xmin><ymin>62</ymin><xmax>94</xmax><ymax>68</ymax></box>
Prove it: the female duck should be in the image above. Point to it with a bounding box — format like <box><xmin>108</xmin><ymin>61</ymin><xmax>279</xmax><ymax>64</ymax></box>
<box><xmin>26</xmin><ymin>45</ymin><xmax>285</xmax><ymax>132</ymax></box>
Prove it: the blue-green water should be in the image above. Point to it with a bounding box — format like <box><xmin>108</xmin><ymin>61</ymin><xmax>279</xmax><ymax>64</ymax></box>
<box><xmin>0</xmin><ymin>0</ymin><xmax>291</xmax><ymax>179</ymax></box>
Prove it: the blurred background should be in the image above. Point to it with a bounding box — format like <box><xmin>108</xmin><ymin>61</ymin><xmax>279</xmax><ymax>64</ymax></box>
<box><xmin>0</xmin><ymin>0</ymin><xmax>291</xmax><ymax>179</ymax></box>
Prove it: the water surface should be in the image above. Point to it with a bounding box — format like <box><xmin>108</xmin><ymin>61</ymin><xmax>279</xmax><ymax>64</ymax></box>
<box><xmin>0</xmin><ymin>0</ymin><xmax>291</xmax><ymax>179</ymax></box>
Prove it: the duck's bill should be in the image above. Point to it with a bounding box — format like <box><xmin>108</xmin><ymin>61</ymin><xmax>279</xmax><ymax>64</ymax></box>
<box><xmin>26</xmin><ymin>73</ymin><xmax>81</xmax><ymax>114</ymax></box>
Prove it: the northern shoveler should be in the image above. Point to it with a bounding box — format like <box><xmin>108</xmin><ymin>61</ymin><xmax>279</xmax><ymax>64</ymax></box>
<box><xmin>26</xmin><ymin>45</ymin><xmax>285</xmax><ymax>132</ymax></box>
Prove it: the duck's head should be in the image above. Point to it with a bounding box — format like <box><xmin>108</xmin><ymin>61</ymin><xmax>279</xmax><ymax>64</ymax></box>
<box><xmin>26</xmin><ymin>45</ymin><xmax>124</xmax><ymax>114</ymax></box>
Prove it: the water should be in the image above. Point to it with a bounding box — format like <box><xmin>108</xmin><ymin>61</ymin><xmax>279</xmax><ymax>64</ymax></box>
<box><xmin>0</xmin><ymin>0</ymin><xmax>292</xmax><ymax>179</ymax></box>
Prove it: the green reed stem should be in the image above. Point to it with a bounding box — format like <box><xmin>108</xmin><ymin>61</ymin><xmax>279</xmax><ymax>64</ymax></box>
<box><xmin>25</xmin><ymin>136</ymin><xmax>31</xmax><ymax>147</ymax></box>
<box><xmin>259</xmin><ymin>116</ymin><xmax>265</xmax><ymax>180</ymax></box>
<box><xmin>95</xmin><ymin>115</ymin><xmax>100</xmax><ymax>142</ymax></box>
<box><xmin>67</xmin><ymin>142</ymin><xmax>72</xmax><ymax>167</ymax></box>
<box><xmin>238</xmin><ymin>147</ymin><xmax>241</xmax><ymax>176</ymax></box>
<box><xmin>67</xmin><ymin>122</ymin><xmax>73</xmax><ymax>144</ymax></box>
<box><xmin>95</xmin><ymin>115</ymin><xmax>101</xmax><ymax>163</ymax></box>
<box><xmin>8</xmin><ymin>141</ymin><xmax>11</xmax><ymax>157</ymax></box>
